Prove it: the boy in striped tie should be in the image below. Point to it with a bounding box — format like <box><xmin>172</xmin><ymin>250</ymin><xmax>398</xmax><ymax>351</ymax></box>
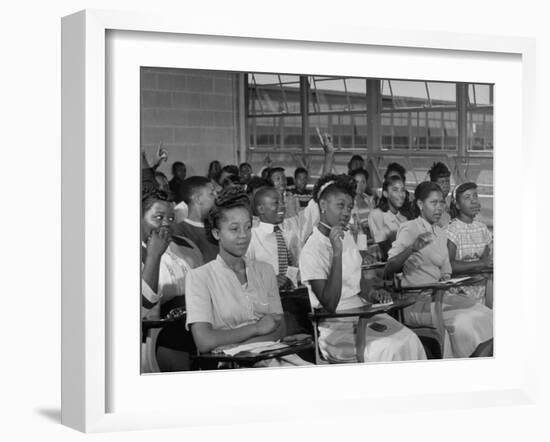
<box><xmin>246</xmin><ymin>187</ymin><xmax>301</xmax><ymax>290</ymax></box>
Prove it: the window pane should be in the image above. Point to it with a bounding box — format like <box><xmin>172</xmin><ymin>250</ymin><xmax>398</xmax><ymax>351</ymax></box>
<box><xmin>248</xmin><ymin>115</ymin><xmax>303</xmax><ymax>150</ymax></box>
<box><xmin>385</xmin><ymin>80</ymin><xmax>429</xmax><ymax>109</ymax></box>
<box><xmin>426</xmin><ymin>82</ymin><xmax>456</xmax><ymax>106</ymax></box>
<box><xmin>248</xmin><ymin>73</ymin><xmax>301</xmax><ymax>115</ymax></box>
<box><xmin>467</xmin><ymin>110</ymin><xmax>493</xmax><ymax>151</ymax></box>
<box><xmin>309</xmin><ymin>113</ymin><xmax>367</xmax><ymax>151</ymax></box>
<box><xmin>468</xmin><ymin>84</ymin><xmax>493</xmax><ymax>107</ymax></box>
<box><xmin>308</xmin><ymin>76</ymin><xmax>367</xmax><ymax>112</ymax></box>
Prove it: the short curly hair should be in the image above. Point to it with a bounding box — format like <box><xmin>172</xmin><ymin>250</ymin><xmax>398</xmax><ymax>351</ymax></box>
<box><xmin>312</xmin><ymin>174</ymin><xmax>357</xmax><ymax>204</ymax></box>
<box><xmin>141</xmin><ymin>188</ymin><xmax>172</xmax><ymax>215</ymax></box>
<box><xmin>428</xmin><ymin>162</ymin><xmax>451</xmax><ymax>181</ymax></box>
<box><xmin>384</xmin><ymin>162</ymin><xmax>407</xmax><ymax>181</ymax></box>
<box><xmin>205</xmin><ymin>187</ymin><xmax>252</xmax><ymax>243</ymax></box>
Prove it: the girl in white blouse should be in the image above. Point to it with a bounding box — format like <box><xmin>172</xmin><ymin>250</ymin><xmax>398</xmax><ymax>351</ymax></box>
<box><xmin>368</xmin><ymin>176</ymin><xmax>412</xmax><ymax>261</ymax></box>
<box><xmin>299</xmin><ymin>175</ymin><xmax>426</xmax><ymax>363</ymax></box>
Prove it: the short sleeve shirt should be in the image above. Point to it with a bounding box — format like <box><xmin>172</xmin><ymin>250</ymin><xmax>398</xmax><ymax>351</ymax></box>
<box><xmin>445</xmin><ymin>218</ymin><xmax>492</xmax><ymax>261</ymax></box>
<box><xmin>185</xmin><ymin>255</ymin><xmax>283</xmax><ymax>330</ymax></box>
<box><xmin>299</xmin><ymin>227</ymin><xmax>366</xmax><ymax>311</ymax></box>
<box><xmin>388</xmin><ymin>217</ymin><xmax>452</xmax><ymax>286</ymax></box>
<box><xmin>368</xmin><ymin>208</ymin><xmax>408</xmax><ymax>243</ymax></box>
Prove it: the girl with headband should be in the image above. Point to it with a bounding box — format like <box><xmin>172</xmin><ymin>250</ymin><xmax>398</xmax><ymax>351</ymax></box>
<box><xmin>385</xmin><ymin>181</ymin><xmax>493</xmax><ymax>358</ymax></box>
<box><xmin>367</xmin><ymin>175</ymin><xmax>413</xmax><ymax>262</ymax></box>
<box><xmin>446</xmin><ymin>182</ymin><xmax>493</xmax><ymax>306</ymax></box>
<box><xmin>299</xmin><ymin>174</ymin><xmax>426</xmax><ymax>363</ymax></box>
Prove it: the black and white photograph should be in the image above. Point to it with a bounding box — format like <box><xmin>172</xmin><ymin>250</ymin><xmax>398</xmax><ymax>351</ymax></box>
<box><xmin>140</xmin><ymin>69</ymin><xmax>494</xmax><ymax>373</ymax></box>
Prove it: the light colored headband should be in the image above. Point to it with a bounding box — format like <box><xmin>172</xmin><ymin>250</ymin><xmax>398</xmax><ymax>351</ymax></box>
<box><xmin>452</xmin><ymin>185</ymin><xmax>459</xmax><ymax>201</ymax></box>
<box><xmin>317</xmin><ymin>180</ymin><xmax>335</xmax><ymax>199</ymax></box>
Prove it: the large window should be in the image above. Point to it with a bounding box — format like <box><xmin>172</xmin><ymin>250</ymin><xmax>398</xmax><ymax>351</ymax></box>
<box><xmin>246</xmin><ymin>74</ymin><xmax>493</xmax><ymax>183</ymax></box>
<box><xmin>308</xmin><ymin>76</ymin><xmax>368</xmax><ymax>151</ymax></box>
<box><xmin>380</xmin><ymin>80</ymin><xmax>458</xmax><ymax>151</ymax></box>
<box><xmin>247</xmin><ymin>74</ymin><xmax>369</xmax><ymax>152</ymax></box>
<box><xmin>248</xmin><ymin>74</ymin><xmax>302</xmax><ymax>150</ymax></box>
<box><xmin>467</xmin><ymin>84</ymin><xmax>493</xmax><ymax>152</ymax></box>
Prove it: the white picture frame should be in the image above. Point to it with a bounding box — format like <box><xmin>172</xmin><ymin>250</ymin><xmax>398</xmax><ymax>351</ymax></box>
<box><xmin>61</xmin><ymin>9</ymin><xmax>537</xmax><ymax>433</ymax></box>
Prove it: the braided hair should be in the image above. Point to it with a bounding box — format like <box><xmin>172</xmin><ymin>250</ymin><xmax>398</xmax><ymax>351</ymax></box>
<box><xmin>205</xmin><ymin>187</ymin><xmax>252</xmax><ymax>243</ymax></box>
<box><xmin>312</xmin><ymin>174</ymin><xmax>357</xmax><ymax>204</ymax></box>
<box><xmin>141</xmin><ymin>187</ymin><xmax>171</xmax><ymax>215</ymax></box>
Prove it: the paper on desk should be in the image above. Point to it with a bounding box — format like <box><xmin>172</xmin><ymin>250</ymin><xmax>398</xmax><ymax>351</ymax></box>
<box><xmin>219</xmin><ymin>341</ymin><xmax>288</xmax><ymax>356</ymax></box>
<box><xmin>286</xmin><ymin>266</ymin><xmax>300</xmax><ymax>288</ymax></box>
<box><xmin>371</xmin><ymin>300</ymin><xmax>394</xmax><ymax>308</ymax></box>
<box><xmin>357</xmin><ymin>233</ymin><xmax>368</xmax><ymax>251</ymax></box>
<box><xmin>442</xmin><ymin>277</ymin><xmax>472</xmax><ymax>284</ymax></box>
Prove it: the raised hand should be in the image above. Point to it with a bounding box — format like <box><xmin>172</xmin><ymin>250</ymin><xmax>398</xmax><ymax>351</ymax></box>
<box><xmin>157</xmin><ymin>142</ymin><xmax>168</xmax><ymax>163</ymax></box>
<box><xmin>316</xmin><ymin>128</ymin><xmax>336</xmax><ymax>153</ymax></box>
<box><xmin>411</xmin><ymin>232</ymin><xmax>434</xmax><ymax>253</ymax></box>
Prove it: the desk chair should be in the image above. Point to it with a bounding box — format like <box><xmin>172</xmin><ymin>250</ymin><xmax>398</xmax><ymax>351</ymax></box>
<box><xmin>452</xmin><ymin>266</ymin><xmax>493</xmax><ymax>309</ymax></box>
<box><xmin>393</xmin><ymin>275</ymin><xmax>446</xmax><ymax>359</ymax></box>
<box><xmin>391</xmin><ymin>273</ymin><xmax>490</xmax><ymax>359</ymax></box>
<box><xmin>141</xmin><ymin>308</ymin><xmax>188</xmax><ymax>373</ymax></box>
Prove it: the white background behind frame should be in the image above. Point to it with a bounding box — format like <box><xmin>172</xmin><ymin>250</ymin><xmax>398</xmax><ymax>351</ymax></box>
<box><xmin>3</xmin><ymin>1</ymin><xmax>545</xmax><ymax>440</ymax></box>
<box><xmin>74</xmin><ymin>10</ymin><xmax>533</xmax><ymax>431</ymax></box>
<box><xmin>108</xmin><ymin>29</ymin><xmax>526</xmax><ymax>414</ymax></box>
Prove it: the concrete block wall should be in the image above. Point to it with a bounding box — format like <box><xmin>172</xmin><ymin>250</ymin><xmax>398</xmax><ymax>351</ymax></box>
<box><xmin>140</xmin><ymin>67</ymin><xmax>239</xmax><ymax>179</ymax></box>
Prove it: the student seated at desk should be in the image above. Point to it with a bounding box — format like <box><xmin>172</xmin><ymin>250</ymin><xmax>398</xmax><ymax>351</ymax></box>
<box><xmin>141</xmin><ymin>188</ymin><xmax>202</xmax><ymax>371</ymax></box>
<box><xmin>385</xmin><ymin>181</ymin><xmax>493</xmax><ymax>358</ymax></box>
<box><xmin>185</xmin><ymin>188</ymin><xmax>309</xmax><ymax>367</ymax></box>
<box><xmin>246</xmin><ymin>186</ymin><xmax>302</xmax><ymax>291</ymax></box>
<box><xmin>375</xmin><ymin>162</ymin><xmax>415</xmax><ymax>219</ymax></box>
<box><xmin>299</xmin><ymin>174</ymin><xmax>426</xmax><ymax>363</ymax></box>
<box><xmin>446</xmin><ymin>182</ymin><xmax>493</xmax><ymax>306</ymax></box>
<box><xmin>368</xmin><ymin>176</ymin><xmax>413</xmax><ymax>262</ymax></box>
<box><xmin>172</xmin><ymin>176</ymin><xmax>219</xmax><ymax>263</ymax></box>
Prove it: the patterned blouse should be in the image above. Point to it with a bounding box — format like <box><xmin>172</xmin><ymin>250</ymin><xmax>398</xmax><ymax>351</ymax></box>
<box><xmin>445</xmin><ymin>218</ymin><xmax>492</xmax><ymax>303</ymax></box>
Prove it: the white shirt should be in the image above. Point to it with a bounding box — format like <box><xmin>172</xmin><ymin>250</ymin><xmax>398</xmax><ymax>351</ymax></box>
<box><xmin>174</xmin><ymin>201</ymin><xmax>188</xmax><ymax>223</ymax></box>
<box><xmin>246</xmin><ymin>221</ymin><xmax>301</xmax><ymax>274</ymax></box>
<box><xmin>368</xmin><ymin>208</ymin><xmax>408</xmax><ymax>243</ymax></box>
<box><xmin>185</xmin><ymin>255</ymin><xmax>283</xmax><ymax>330</ymax></box>
<box><xmin>299</xmin><ymin>227</ymin><xmax>367</xmax><ymax>311</ymax></box>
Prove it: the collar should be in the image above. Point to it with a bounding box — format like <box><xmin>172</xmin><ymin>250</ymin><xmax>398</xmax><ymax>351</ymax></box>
<box><xmin>313</xmin><ymin>226</ymin><xmax>331</xmax><ymax>245</ymax></box>
<box><xmin>257</xmin><ymin>221</ymin><xmax>282</xmax><ymax>233</ymax></box>
<box><xmin>183</xmin><ymin>218</ymin><xmax>204</xmax><ymax>228</ymax></box>
<box><xmin>417</xmin><ymin>216</ymin><xmax>438</xmax><ymax>235</ymax></box>
<box><xmin>215</xmin><ymin>254</ymin><xmax>250</xmax><ymax>272</ymax></box>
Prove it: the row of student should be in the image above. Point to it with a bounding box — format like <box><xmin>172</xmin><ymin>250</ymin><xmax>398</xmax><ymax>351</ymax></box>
<box><xmin>141</xmin><ymin>177</ymin><xmax>492</xmax><ymax>371</ymax></box>
<box><xmin>142</xmin><ymin>155</ymin><xmax>492</xmax><ymax>368</ymax></box>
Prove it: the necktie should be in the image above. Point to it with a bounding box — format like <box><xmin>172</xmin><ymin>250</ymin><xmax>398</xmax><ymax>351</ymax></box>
<box><xmin>273</xmin><ymin>225</ymin><xmax>289</xmax><ymax>275</ymax></box>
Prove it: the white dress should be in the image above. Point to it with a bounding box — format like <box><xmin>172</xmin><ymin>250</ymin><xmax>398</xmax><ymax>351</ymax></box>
<box><xmin>388</xmin><ymin>217</ymin><xmax>493</xmax><ymax>358</ymax></box>
<box><xmin>299</xmin><ymin>227</ymin><xmax>426</xmax><ymax>363</ymax></box>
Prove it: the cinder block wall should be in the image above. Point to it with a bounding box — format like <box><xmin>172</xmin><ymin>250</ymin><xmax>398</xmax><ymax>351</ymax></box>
<box><xmin>140</xmin><ymin>67</ymin><xmax>239</xmax><ymax>179</ymax></box>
